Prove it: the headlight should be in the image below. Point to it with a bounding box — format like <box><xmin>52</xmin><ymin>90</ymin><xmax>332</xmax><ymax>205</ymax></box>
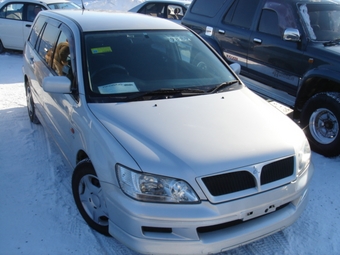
<box><xmin>116</xmin><ymin>165</ymin><xmax>200</xmax><ymax>203</ymax></box>
<box><xmin>297</xmin><ymin>138</ymin><xmax>311</xmax><ymax>176</ymax></box>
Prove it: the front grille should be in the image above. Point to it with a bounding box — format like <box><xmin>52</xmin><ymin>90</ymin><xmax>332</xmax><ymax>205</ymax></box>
<box><xmin>202</xmin><ymin>156</ymin><xmax>294</xmax><ymax>197</ymax></box>
<box><xmin>261</xmin><ymin>156</ymin><xmax>294</xmax><ymax>185</ymax></box>
<box><xmin>202</xmin><ymin>171</ymin><xmax>255</xmax><ymax>196</ymax></box>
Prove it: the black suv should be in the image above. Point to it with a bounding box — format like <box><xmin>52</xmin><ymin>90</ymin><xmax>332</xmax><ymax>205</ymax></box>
<box><xmin>182</xmin><ymin>0</ymin><xmax>340</xmax><ymax>157</ymax></box>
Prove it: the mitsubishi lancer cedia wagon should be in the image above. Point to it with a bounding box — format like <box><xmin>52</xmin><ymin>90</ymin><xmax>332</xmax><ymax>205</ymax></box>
<box><xmin>22</xmin><ymin>9</ymin><xmax>314</xmax><ymax>255</ymax></box>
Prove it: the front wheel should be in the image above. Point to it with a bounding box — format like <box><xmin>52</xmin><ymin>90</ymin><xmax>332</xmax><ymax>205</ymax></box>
<box><xmin>301</xmin><ymin>92</ymin><xmax>340</xmax><ymax>157</ymax></box>
<box><xmin>72</xmin><ymin>159</ymin><xmax>110</xmax><ymax>236</ymax></box>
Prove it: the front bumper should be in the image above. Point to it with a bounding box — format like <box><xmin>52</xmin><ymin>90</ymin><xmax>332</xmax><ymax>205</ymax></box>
<box><xmin>102</xmin><ymin>163</ymin><xmax>313</xmax><ymax>255</ymax></box>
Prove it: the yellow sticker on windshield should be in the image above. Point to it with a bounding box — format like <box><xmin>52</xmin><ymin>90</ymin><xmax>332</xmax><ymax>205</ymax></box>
<box><xmin>91</xmin><ymin>46</ymin><xmax>112</xmax><ymax>54</ymax></box>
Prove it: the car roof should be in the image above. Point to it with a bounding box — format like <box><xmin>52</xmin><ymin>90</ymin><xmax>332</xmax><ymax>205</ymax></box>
<box><xmin>40</xmin><ymin>9</ymin><xmax>187</xmax><ymax>32</ymax></box>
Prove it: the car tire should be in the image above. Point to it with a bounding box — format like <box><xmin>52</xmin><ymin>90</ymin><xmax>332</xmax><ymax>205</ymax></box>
<box><xmin>0</xmin><ymin>40</ymin><xmax>5</xmax><ymax>54</ymax></box>
<box><xmin>301</xmin><ymin>92</ymin><xmax>340</xmax><ymax>157</ymax></box>
<box><xmin>26</xmin><ymin>82</ymin><xmax>40</xmax><ymax>124</ymax></box>
<box><xmin>72</xmin><ymin>159</ymin><xmax>110</xmax><ymax>236</ymax></box>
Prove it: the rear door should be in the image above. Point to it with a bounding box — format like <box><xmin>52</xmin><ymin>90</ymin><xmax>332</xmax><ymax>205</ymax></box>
<box><xmin>0</xmin><ymin>2</ymin><xmax>24</xmax><ymax>50</ymax></box>
<box><xmin>214</xmin><ymin>0</ymin><xmax>262</xmax><ymax>70</ymax></box>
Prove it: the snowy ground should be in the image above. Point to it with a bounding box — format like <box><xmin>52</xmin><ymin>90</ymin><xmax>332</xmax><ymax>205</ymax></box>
<box><xmin>1</xmin><ymin>1</ymin><xmax>340</xmax><ymax>254</ymax></box>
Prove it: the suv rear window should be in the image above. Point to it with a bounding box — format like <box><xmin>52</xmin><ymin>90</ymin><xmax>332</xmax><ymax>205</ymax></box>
<box><xmin>223</xmin><ymin>0</ymin><xmax>260</xmax><ymax>29</ymax></box>
<box><xmin>191</xmin><ymin>0</ymin><xmax>227</xmax><ymax>17</ymax></box>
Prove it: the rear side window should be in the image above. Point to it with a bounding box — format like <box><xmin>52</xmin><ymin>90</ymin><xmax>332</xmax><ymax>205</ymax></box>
<box><xmin>28</xmin><ymin>15</ymin><xmax>47</xmax><ymax>47</ymax></box>
<box><xmin>258</xmin><ymin>9</ymin><xmax>280</xmax><ymax>36</ymax></box>
<box><xmin>191</xmin><ymin>0</ymin><xmax>227</xmax><ymax>17</ymax></box>
<box><xmin>0</xmin><ymin>3</ymin><xmax>23</xmax><ymax>20</ymax></box>
<box><xmin>223</xmin><ymin>0</ymin><xmax>260</xmax><ymax>29</ymax></box>
<box><xmin>38</xmin><ymin>23</ymin><xmax>60</xmax><ymax>66</ymax></box>
<box><xmin>26</xmin><ymin>4</ymin><xmax>46</xmax><ymax>22</ymax></box>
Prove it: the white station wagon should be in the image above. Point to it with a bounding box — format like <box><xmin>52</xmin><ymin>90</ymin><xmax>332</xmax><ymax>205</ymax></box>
<box><xmin>0</xmin><ymin>0</ymin><xmax>79</xmax><ymax>53</ymax></box>
<box><xmin>22</xmin><ymin>9</ymin><xmax>314</xmax><ymax>255</ymax></box>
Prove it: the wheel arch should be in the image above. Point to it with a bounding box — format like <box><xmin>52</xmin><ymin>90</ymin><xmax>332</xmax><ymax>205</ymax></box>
<box><xmin>294</xmin><ymin>67</ymin><xmax>340</xmax><ymax>118</ymax></box>
<box><xmin>76</xmin><ymin>149</ymin><xmax>90</xmax><ymax>165</ymax></box>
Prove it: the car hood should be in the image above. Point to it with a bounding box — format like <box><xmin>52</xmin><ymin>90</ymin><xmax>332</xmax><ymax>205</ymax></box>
<box><xmin>88</xmin><ymin>88</ymin><xmax>303</xmax><ymax>178</ymax></box>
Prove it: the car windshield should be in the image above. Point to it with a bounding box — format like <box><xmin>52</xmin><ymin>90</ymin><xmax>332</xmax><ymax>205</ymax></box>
<box><xmin>84</xmin><ymin>30</ymin><xmax>239</xmax><ymax>101</ymax></box>
<box><xmin>300</xmin><ymin>3</ymin><xmax>340</xmax><ymax>42</ymax></box>
<box><xmin>47</xmin><ymin>2</ymin><xmax>80</xmax><ymax>9</ymax></box>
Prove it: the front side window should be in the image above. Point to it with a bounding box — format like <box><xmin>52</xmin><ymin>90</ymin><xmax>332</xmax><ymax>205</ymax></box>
<box><xmin>53</xmin><ymin>32</ymin><xmax>70</xmax><ymax>76</ymax></box>
<box><xmin>85</xmin><ymin>30</ymin><xmax>238</xmax><ymax>101</ymax></box>
<box><xmin>0</xmin><ymin>3</ymin><xmax>23</xmax><ymax>20</ymax></box>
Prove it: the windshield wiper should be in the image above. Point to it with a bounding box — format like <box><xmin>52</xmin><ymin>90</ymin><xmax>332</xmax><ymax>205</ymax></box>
<box><xmin>126</xmin><ymin>88</ymin><xmax>206</xmax><ymax>101</ymax></box>
<box><xmin>208</xmin><ymin>80</ymin><xmax>240</xmax><ymax>93</ymax></box>
<box><xmin>323</xmin><ymin>38</ymin><xmax>340</xmax><ymax>46</ymax></box>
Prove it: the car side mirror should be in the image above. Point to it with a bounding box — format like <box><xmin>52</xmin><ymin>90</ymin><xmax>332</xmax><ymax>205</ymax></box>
<box><xmin>42</xmin><ymin>76</ymin><xmax>72</xmax><ymax>94</ymax></box>
<box><xmin>229</xmin><ymin>63</ymin><xmax>241</xmax><ymax>75</ymax></box>
<box><xmin>283</xmin><ymin>28</ymin><xmax>301</xmax><ymax>42</ymax></box>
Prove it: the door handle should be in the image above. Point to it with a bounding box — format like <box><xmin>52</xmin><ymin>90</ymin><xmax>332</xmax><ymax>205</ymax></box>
<box><xmin>253</xmin><ymin>38</ymin><xmax>262</xmax><ymax>44</ymax></box>
<box><xmin>26</xmin><ymin>24</ymin><xmax>31</xmax><ymax>28</ymax></box>
<box><xmin>218</xmin><ymin>29</ymin><xmax>225</xmax><ymax>34</ymax></box>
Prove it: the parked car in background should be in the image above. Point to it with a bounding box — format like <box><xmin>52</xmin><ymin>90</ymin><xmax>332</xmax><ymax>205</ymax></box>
<box><xmin>182</xmin><ymin>0</ymin><xmax>340</xmax><ymax>157</ymax></box>
<box><xmin>129</xmin><ymin>0</ymin><xmax>191</xmax><ymax>23</ymax></box>
<box><xmin>0</xmin><ymin>0</ymin><xmax>79</xmax><ymax>53</ymax></box>
<box><xmin>22</xmin><ymin>9</ymin><xmax>313</xmax><ymax>255</ymax></box>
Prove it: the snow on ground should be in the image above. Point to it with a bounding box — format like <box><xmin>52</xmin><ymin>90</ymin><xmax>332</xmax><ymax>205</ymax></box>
<box><xmin>0</xmin><ymin>1</ymin><xmax>340</xmax><ymax>254</ymax></box>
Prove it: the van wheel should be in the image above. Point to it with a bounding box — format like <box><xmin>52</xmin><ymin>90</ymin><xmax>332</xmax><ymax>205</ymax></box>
<box><xmin>26</xmin><ymin>82</ymin><xmax>40</xmax><ymax>124</ymax></box>
<box><xmin>301</xmin><ymin>92</ymin><xmax>340</xmax><ymax>157</ymax></box>
<box><xmin>72</xmin><ymin>159</ymin><xmax>110</xmax><ymax>236</ymax></box>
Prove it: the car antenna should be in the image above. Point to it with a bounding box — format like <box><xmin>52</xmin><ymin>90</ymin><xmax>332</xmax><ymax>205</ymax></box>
<box><xmin>80</xmin><ymin>0</ymin><xmax>85</xmax><ymax>10</ymax></box>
